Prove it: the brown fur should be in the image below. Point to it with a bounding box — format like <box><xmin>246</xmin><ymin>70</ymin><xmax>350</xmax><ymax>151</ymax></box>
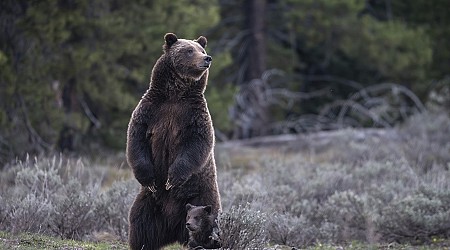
<box><xmin>126</xmin><ymin>33</ymin><xmax>221</xmax><ymax>250</ymax></box>
<box><xmin>186</xmin><ymin>204</ymin><xmax>221</xmax><ymax>249</ymax></box>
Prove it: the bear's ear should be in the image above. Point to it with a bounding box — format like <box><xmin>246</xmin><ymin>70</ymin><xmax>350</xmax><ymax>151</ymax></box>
<box><xmin>186</xmin><ymin>203</ymin><xmax>193</xmax><ymax>211</ymax></box>
<box><xmin>164</xmin><ymin>33</ymin><xmax>178</xmax><ymax>48</ymax></box>
<box><xmin>196</xmin><ymin>36</ymin><xmax>207</xmax><ymax>48</ymax></box>
<box><xmin>204</xmin><ymin>205</ymin><xmax>212</xmax><ymax>214</ymax></box>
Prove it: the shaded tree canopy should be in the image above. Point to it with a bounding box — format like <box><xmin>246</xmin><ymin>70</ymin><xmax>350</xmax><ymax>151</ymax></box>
<box><xmin>1</xmin><ymin>0</ymin><xmax>449</xmax><ymax>164</ymax></box>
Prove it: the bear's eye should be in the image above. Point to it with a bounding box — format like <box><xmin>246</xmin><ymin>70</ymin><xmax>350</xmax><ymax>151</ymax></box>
<box><xmin>187</xmin><ymin>49</ymin><xmax>194</xmax><ymax>55</ymax></box>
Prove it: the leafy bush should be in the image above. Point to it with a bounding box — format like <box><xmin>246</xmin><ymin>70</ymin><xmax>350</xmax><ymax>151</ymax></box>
<box><xmin>206</xmin><ymin>80</ymin><xmax>238</xmax><ymax>137</ymax></box>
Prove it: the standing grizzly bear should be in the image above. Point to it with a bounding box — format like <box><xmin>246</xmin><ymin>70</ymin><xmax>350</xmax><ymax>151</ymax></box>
<box><xmin>126</xmin><ymin>33</ymin><xmax>221</xmax><ymax>250</ymax></box>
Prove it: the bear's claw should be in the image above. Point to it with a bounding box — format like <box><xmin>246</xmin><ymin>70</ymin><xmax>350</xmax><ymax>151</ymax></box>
<box><xmin>148</xmin><ymin>182</ymin><xmax>157</xmax><ymax>192</ymax></box>
<box><xmin>165</xmin><ymin>179</ymin><xmax>173</xmax><ymax>190</ymax></box>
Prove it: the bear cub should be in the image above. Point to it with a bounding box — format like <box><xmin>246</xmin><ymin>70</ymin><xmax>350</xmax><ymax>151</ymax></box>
<box><xmin>186</xmin><ymin>204</ymin><xmax>221</xmax><ymax>249</ymax></box>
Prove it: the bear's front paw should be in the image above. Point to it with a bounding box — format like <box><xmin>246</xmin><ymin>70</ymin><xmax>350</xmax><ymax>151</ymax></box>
<box><xmin>135</xmin><ymin>170</ymin><xmax>156</xmax><ymax>188</ymax></box>
<box><xmin>165</xmin><ymin>175</ymin><xmax>187</xmax><ymax>190</ymax></box>
<box><xmin>165</xmin><ymin>179</ymin><xmax>172</xmax><ymax>190</ymax></box>
<box><xmin>147</xmin><ymin>181</ymin><xmax>157</xmax><ymax>192</ymax></box>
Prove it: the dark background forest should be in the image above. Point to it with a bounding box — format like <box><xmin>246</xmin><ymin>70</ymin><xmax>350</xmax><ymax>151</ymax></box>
<box><xmin>1</xmin><ymin>0</ymin><xmax>449</xmax><ymax>165</ymax></box>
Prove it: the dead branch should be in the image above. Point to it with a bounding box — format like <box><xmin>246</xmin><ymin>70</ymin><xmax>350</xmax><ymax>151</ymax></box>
<box><xmin>18</xmin><ymin>94</ymin><xmax>52</xmax><ymax>150</ymax></box>
<box><xmin>78</xmin><ymin>96</ymin><xmax>101</xmax><ymax>129</ymax></box>
<box><xmin>230</xmin><ymin>69</ymin><xmax>425</xmax><ymax>137</ymax></box>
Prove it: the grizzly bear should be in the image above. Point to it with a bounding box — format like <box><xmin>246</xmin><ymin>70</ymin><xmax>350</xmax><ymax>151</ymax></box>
<box><xmin>126</xmin><ymin>33</ymin><xmax>221</xmax><ymax>250</ymax></box>
<box><xmin>185</xmin><ymin>203</ymin><xmax>221</xmax><ymax>249</ymax></box>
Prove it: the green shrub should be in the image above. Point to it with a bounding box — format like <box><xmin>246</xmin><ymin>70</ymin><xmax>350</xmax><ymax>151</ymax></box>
<box><xmin>205</xmin><ymin>82</ymin><xmax>238</xmax><ymax>136</ymax></box>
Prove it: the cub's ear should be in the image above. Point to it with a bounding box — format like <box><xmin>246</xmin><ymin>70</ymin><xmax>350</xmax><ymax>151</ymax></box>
<box><xmin>186</xmin><ymin>203</ymin><xmax>193</xmax><ymax>211</ymax></box>
<box><xmin>204</xmin><ymin>205</ymin><xmax>212</xmax><ymax>214</ymax></box>
<box><xmin>164</xmin><ymin>33</ymin><xmax>178</xmax><ymax>48</ymax></box>
<box><xmin>196</xmin><ymin>36</ymin><xmax>207</xmax><ymax>48</ymax></box>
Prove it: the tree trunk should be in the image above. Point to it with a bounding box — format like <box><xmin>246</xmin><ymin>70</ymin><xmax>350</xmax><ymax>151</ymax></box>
<box><xmin>58</xmin><ymin>78</ymin><xmax>77</xmax><ymax>151</ymax></box>
<box><xmin>243</xmin><ymin>0</ymin><xmax>266</xmax><ymax>82</ymax></box>
<box><xmin>232</xmin><ymin>0</ymin><xmax>268</xmax><ymax>139</ymax></box>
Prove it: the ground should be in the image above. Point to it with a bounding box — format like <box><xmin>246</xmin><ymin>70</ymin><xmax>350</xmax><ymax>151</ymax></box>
<box><xmin>1</xmin><ymin>231</ymin><xmax>448</xmax><ymax>249</ymax></box>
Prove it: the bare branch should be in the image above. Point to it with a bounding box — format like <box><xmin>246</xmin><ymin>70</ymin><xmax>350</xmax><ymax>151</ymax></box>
<box><xmin>230</xmin><ymin>68</ymin><xmax>425</xmax><ymax>138</ymax></box>
<box><xmin>78</xmin><ymin>96</ymin><xmax>101</xmax><ymax>129</ymax></box>
<box><xmin>17</xmin><ymin>94</ymin><xmax>52</xmax><ymax>150</ymax></box>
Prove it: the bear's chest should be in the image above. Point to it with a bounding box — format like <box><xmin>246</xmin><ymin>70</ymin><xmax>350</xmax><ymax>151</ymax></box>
<box><xmin>149</xmin><ymin>100</ymin><xmax>210</xmax><ymax>139</ymax></box>
<box><xmin>151</xmin><ymin>102</ymin><xmax>186</xmax><ymax>146</ymax></box>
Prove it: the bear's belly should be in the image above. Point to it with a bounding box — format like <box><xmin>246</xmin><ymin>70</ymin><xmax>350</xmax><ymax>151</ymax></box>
<box><xmin>149</xmin><ymin>121</ymin><xmax>182</xmax><ymax>187</ymax></box>
<box><xmin>150</xmin><ymin>189</ymin><xmax>185</xmax><ymax>222</ymax></box>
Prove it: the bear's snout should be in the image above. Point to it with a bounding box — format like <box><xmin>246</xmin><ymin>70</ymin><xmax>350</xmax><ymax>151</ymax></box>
<box><xmin>201</xmin><ymin>55</ymin><xmax>212</xmax><ymax>69</ymax></box>
<box><xmin>186</xmin><ymin>222</ymin><xmax>195</xmax><ymax>231</ymax></box>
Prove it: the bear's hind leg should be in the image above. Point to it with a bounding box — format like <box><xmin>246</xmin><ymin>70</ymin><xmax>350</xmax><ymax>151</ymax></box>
<box><xmin>175</xmin><ymin>220</ymin><xmax>189</xmax><ymax>246</ymax></box>
<box><xmin>129</xmin><ymin>192</ymin><xmax>166</xmax><ymax>250</ymax></box>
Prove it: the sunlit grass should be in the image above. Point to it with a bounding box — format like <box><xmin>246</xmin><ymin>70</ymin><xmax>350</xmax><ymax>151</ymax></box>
<box><xmin>0</xmin><ymin>231</ymin><xmax>127</xmax><ymax>250</ymax></box>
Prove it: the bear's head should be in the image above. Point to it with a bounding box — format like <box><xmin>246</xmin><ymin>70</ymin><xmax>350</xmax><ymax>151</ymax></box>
<box><xmin>163</xmin><ymin>33</ymin><xmax>212</xmax><ymax>81</ymax></box>
<box><xmin>185</xmin><ymin>203</ymin><xmax>213</xmax><ymax>233</ymax></box>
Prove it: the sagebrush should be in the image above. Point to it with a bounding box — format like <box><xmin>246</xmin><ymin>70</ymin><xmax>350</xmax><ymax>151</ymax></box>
<box><xmin>217</xmin><ymin>112</ymin><xmax>450</xmax><ymax>248</ymax></box>
<box><xmin>0</xmin><ymin>156</ymin><xmax>138</xmax><ymax>241</ymax></box>
<box><xmin>0</xmin><ymin>112</ymin><xmax>449</xmax><ymax>248</ymax></box>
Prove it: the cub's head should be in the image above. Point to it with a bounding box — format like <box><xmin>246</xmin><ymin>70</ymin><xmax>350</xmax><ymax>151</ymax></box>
<box><xmin>163</xmin><ymin>33</ymin><xmax>212</xmax><ymax>81</ymax></box>
<box><xmin>185</xmin><ymin>203</ymin><xmax>213</xmax><ymax>232</ymax></box>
